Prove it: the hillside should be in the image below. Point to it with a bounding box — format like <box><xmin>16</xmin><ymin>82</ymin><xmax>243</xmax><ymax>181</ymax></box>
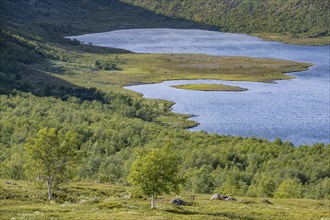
<box><xmin>1</xmin><ymin>180</ymin><xmax>329</xmax><ymax>220</ymax></box>
<box><xmin>0</xmin><ymin>1</ymin><xmax>329</xmax><ymax>219</ymax></box>
<box><xmin>121</xmin><ymin>0</ymin><xmax>330</xmax><ymax>45</ymax></box>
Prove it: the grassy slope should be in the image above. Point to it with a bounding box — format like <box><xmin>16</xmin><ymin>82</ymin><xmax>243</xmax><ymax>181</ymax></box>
<box><xmin>121</xmin><ymin>0</ymin><xmax>330</xmax><ymax>46</ymax></box>
<box><xmin>1</xmin><ymin>180</ymin><xmax>329</xmax><ymax>220</ymax></box>
<box><xmin>0</xmin><ymin>0</ymin><xmax>209</xmax><ymax>37</ymax></box>
<box><xmin>0</xmin><ymin>2</ymin><xmax>328</xmax><ymax>219</ymax></box>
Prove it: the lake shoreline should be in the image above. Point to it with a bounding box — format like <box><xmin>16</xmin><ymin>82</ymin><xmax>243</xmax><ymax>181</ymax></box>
<box><xmin>102</xmin><ymin>28</ymin><xmax>329</xmax><ymax>145</ymax></box>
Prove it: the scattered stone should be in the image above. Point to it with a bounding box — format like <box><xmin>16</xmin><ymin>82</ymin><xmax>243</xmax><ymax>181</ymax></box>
<box><xmin>225</xmin><ymin>197</ymin><xmax>237</xmax><ymax>201</ymax></box>
<box><xmin>262</xmin><ymin>199</ymin><xmax>273</xmax><ymax>205</ymax></box>
<box><xmin>170</xmin><ymin>198</ymin><xmax>188</xmax><ymax>206</ymax></box>
<box><xmin>121</xmin><ymin>201</ymin><xmax>127</xmax><ymax>204</ymax></box>
<box><xmin>210</xmin><ymin>193</ymin><xmax>222</xmax><ymax>200</ymax></box>
<box><xmin>210</xmin><ymin>193</ymin><xmax>236</xmax><ymax>201</ymax></box>
<box><xmin>4</xmin><ymin>181</ymin><xmax>16</xmax><ymax>185</ymax></box>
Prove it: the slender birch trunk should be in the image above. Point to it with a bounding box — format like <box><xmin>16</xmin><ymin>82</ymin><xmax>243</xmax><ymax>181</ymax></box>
<box><xmin>151</xmin><ymin>193</ymin><xmax>155</xmax><ymax>209</ymax></box>
<box><xmin>46</xmin><ymin>177</ymin><xmax>53</xmax><ymax>200</ymax></box>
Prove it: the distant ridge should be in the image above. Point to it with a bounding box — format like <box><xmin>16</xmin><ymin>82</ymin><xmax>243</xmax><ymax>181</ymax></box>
<box><xmin>121</xmin><ymin>0</ymin><xmax>329</xmax><ymax>38</ymax></box>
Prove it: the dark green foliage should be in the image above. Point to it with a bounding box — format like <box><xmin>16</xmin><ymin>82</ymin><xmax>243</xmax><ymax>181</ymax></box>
<box><xmin>0</xmin><ymin>93</ymin><xmax>329</xmax><ymax>199</ymax></box>
<box><xmin>122</xmin><ymin>0</ymin><xmax>329</xmax><ymax>38</ymax></box>
<box><xmin>0</xmin><ymin>0</ymin><xmax>329</xmax><ymax>201</ymax></box>
<box><xmin>95</xmin><ymin>60</ymin><xmax>119</xmax><ymax>70</ymax></box>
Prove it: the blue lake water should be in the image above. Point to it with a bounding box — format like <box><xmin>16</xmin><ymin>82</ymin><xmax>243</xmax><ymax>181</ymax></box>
<box><xmin>68</xmin><ymin>29</ymin><xmax>330</xmax><ymax>145</ymax></box>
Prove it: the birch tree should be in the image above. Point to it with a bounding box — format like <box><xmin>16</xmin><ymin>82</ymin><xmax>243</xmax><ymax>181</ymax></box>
<box><xmin>25</xmin><ymin>128</ymin><xmax>79</xmax><ymax>200</ymax></box>
<box><xmin>128</xmin><ymin>146</ymin><xmax>184</xmax><ymax>208</ymax></box>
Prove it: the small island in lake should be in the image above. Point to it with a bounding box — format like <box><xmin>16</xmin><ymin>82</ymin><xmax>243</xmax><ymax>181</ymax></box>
<box><xmin>172</xmin><ymin>83</ymin><xmax>248</xmax><ymax>92</ymax></box>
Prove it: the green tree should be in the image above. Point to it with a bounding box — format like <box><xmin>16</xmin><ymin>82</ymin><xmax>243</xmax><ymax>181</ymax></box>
<box><xmin>128</xmin><ymin>146</ymin><xmax>184</xmax><ymax>208</ymax></box>
<box><xmin>247</xmin><ymin>173</ymin><xmax>276</xmax><ymax>197</ymax></box>
<box><xmin>25</xmin><ymin>128</ymin><xmax>80</xmax><ymax>200</ymax></box>
<box><xmin>185</xmin><ymin>165</ymin><xmax>214</xmax><ymax>193</ymax></box>
<box><xmin>274</xmin><ymin>178</ymin><xmax>303</xmax><ymax>198</ymax></box>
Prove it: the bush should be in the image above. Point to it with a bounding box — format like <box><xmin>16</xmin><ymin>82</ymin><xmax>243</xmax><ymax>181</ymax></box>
<box><xmin>95</xmin><ymin>60</ymin><xmax>119</xmax><ymax>70</ymax></box>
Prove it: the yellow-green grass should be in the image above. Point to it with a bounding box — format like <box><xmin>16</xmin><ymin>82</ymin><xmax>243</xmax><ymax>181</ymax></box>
<box><xmin>253</xmin><ymin>33</ymin><xmax>330</xmax><ymax>46</ymax></box>
<box><xmin>173</xmin><ymin>84</ymin><xmax>248</xmax><ymax>92</ymax></box>
<box><xmin>46</xmin><ymin>53</ymin><xmax>311</xmax><ymax>95</ymax></box>
<box><xmin>1</xmin><ymin>180</ymin><xmax>329</xmax><ymax>220</ymax></box>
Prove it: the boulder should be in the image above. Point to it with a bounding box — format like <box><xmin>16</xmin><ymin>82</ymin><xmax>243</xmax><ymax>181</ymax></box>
<box><xmin>220</xmin><ymin>195</ymin><xmax>229</xmax><ymax>200</ymax></box>
<box><xmin>210</xmin><ymin>193</ymin><xmax>222</xmax><ymax>200</ymax></box>
<box><xmin>170</xmin><ymin>198</ymin><xmax>187</xmax><ymax>206</ymax></box>
<box><xmin>225</xmin><ymin>196</ymin><xmax>237</xmax><ymax>201</ymax></box>
<box><xmin>210</xmin><ymin>193</ymin><xmax>236</xmax><ymax>201</ymax></box>
<box><xmin>262</xmin><ymin>199</ymin><xmax>273</xmax><ymax>205</ymax></box>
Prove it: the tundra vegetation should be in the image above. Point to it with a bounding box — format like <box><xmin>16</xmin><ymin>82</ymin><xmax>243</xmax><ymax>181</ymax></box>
<box><xmin>1</xmin><ymin>180</ymin><xmax>329</xmax><ymax>220</ymax></box>
<box><xmin>0</xmin><ymin>0</ymin><xmax>329</xmax><ymax>219</ymax></box>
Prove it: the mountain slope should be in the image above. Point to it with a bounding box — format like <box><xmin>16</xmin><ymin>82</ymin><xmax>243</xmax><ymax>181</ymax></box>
<box><xmin>0</xmin><ymin>0</ymin><xmax>329</xmax><ymax>205</ymax></box>
<box><xmin>121</xmin><ymin>0</ymin><xmax>329</xmax><ymax>45</ymax></box>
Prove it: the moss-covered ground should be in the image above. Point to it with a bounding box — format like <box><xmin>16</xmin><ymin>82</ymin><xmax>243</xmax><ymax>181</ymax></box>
<box><xmin>1</xmin><ymin>180</ymin><xmax>329</xmax><ymax>220</ymax></box>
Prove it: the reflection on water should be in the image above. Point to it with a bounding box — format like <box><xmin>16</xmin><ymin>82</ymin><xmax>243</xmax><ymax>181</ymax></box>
<box><xmin>69</xmin><ymin>29</ymin><xmax>330</xmax><ymax>145</ymax></box>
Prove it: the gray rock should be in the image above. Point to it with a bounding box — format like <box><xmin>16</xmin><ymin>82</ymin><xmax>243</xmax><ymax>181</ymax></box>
<box><xmin>170</xmin><ymin>198</ymin><xmax>187</xmax><ymax>206</ymax></box>
<box><xmin>210</xmin><ymin>193</ymin><xmax>222</xmax><ymax>200</ymax></box>
<box><xmin>225</xmin><ymin>196</ymin><xmax>237</xmax><ymax>201</ymax></box>
<box><xmin>210</xmin><ymin>193</ymin><xmax>236</xmax><ymax>201</ymax></box>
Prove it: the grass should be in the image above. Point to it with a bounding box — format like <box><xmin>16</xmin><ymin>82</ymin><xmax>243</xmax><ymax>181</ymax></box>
<box><xmin>172</xmin><ymin>84</ymin><xmax>248</xmax><ymax>92</ymax></box>
<box><xmin>47</xmin><ymin>53</ymin><xmax>311</xmax><ymax>95</ymax></box>
<box><xmin>252</xmin><ymin>33</ymin><xmax>330</xmax><ymax>46</ymax></box>
<box><xmin>1</xmin><ymin>180</ymin><xmax>329</xmax><ymax>220</ymax></box>
<box><xmin>0</xmin><ymin>2</ymin><xmax>328</xmax><ymax>219</ymax></box>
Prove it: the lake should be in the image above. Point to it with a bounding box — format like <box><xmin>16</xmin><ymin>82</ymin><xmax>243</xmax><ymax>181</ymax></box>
<box><xmin>68</xmin><ymin>29</ymin><xmax>330</xmax><ymax>145</ymax></box>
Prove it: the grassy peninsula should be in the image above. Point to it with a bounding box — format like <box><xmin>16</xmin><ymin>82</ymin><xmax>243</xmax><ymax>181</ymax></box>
<box><xmin>172</xmin><ymin>84</ymin><xmax>248</xmax><ymax>92</ymax></box>
<box><xmin>49</xmin><ymin>53</ymin><xmax>311</xmax><ymax>95</ymax></box>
